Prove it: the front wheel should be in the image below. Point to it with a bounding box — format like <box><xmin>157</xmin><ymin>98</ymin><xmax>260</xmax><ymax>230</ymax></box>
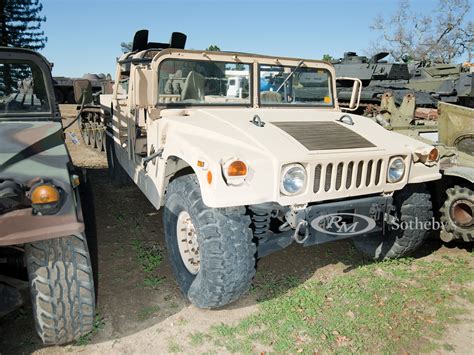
<box><xmin>352</xmin><ymin>184</ymin><xmax>432</xmax><ymax>260</ymax></box>
<box><xmin>163</xmin><ymin>175</ymin><xmax>256</xmax><ymax>308</ymax></box>
<box><xmin>25</xmin><ymin>234</ymin><xmax>95</xmax><ymax>344</ymax></box>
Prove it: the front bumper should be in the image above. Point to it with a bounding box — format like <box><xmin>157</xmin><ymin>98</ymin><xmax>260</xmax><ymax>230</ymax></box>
<box><xmin>297</xmin><ymin>195</ymin><xmax>392</xmax><ymax>246</ymax></box>
<box><xmin>0</xmin><ymin>207</ymin><xmax>84</xmax><ymax>246</ymax></box>
<box><xmin>256</xmin><ymin>195</ymin><xmax>393</xmax><ymax>257</ymax></box>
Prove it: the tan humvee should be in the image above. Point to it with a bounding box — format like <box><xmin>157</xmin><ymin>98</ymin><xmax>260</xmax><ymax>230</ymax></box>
<box><xmin>96</xmin><ymin>31</ymin><xmax>441</xmax><ymax>308</ymax></box>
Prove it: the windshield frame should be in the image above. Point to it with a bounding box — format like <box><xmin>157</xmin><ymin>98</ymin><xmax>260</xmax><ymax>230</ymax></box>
<box><xmin>151</xmin><ymin>49</ymin><xmax>338</xmax><ymax>109</ymax></box>
<box><xmin>0</xmin><ymin>48</ymin><xmax>57</xmax><ymax>121</ymax></box>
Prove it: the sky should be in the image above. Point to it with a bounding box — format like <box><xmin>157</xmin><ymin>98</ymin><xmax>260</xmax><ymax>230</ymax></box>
<box><xmin>40</xmin><ymin>0</ymin><xmax>470</xmax><ymax>78</ymax></box>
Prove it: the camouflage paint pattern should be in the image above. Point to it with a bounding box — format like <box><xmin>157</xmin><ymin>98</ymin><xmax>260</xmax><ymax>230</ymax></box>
<box><xmin>0</xmin><ymin>47</ymin><xmax>84</xmax><ymax>246</ymax></box>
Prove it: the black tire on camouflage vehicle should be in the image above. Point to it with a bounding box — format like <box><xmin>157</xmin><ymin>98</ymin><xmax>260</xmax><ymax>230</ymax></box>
<box><xmin>163</xmin><ymin>174</ymin><xmax>256</xmax><ymax>308</ymax></box>
<box><xmin>25</xmin><ymin>234</ymin><xmax>95</xmax><ymax>345</ymax></box>
<box><xmin>352</xmin><ymin>183</ymin><xmax>432</xmax><ymax>260</ymax></box>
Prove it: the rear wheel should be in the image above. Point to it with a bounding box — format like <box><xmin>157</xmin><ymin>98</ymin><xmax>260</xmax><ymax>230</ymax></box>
<box><xmin>163</xmin><ymin>175</ymin><xmax>256</xmax><ymax>308</ymax></box>
<box><xmin>95</xmin><ymin>125</ymin><xmax>104</xmax><ymax>152</ymax></box>
<box><xmin>25</xmin><ymin>234</ymin><xmax>95</xmax><ymax>345</ymax></box>
<box><xmin>353</xmin><ymin>184</ymin><xmax>432</xmax><ymax>260</ymax></box>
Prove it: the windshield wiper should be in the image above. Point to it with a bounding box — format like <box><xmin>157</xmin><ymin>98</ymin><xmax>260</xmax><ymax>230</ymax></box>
<box><xmin>275</xmin><ymin>60</ymin><xmax>304</xmax><ymax>93</ymax></box>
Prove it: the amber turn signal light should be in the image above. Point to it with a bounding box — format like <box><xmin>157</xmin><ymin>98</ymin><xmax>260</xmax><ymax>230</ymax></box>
<box><xmin>31</xmin><ymin>184</ymin><xmax>60</xmax><ymax>204</ymax></box>
<box><xmin>227</xmin><ymin>160</ymin><xmax>248</xmax><ymax>177</ymax></box>
<box><xmin>428</xmin><ymin>148</ymin><xmax>439</xmax><ymax>162</ymax></box>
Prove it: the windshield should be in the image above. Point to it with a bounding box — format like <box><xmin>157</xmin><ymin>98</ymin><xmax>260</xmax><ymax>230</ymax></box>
<box><xmin>0</xmin><ymin>59</ymin><xmax>50</xmax><ymax>115</ymax></box>
<box><xmin>158</xmin><ymin>59</ymin><xmax>251</xmax><ymax>105</ymax></box>
<box><xmin>259</xmin><ymin>64</ymin><xmax>333</xmax><ymax>106</ymax></box>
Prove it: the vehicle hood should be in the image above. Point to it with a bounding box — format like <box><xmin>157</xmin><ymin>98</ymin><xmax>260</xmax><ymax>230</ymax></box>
<box><xmin>161</xmin><ymin>108</ymin><xmax>430</xmax><ymax>162</ymax></box>
<box><xmin>0</xmin><ymin>121</ymin><xmax>70</xmax><ymax>182</ymax></box>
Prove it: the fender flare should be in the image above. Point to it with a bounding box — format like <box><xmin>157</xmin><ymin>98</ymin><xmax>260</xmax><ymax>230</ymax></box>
<box><xmin>442</xmin><ymin>166</ymin><xmax>474</xmax><ymax>184</ymax></box>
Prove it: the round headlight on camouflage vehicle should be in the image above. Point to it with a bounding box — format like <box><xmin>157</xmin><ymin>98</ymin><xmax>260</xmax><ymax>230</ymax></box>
<box><xmin>387</xmin><ymin>157</ymin><xmax>405</xmax><ymax>183</ymax></box>
<box><xmin>281</xmin><ymin>164</ymin><xmax>307</xmax><ymax>195</ymax></box>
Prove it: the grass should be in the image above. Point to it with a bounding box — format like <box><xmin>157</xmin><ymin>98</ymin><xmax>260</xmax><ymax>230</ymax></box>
<box><xmin>75</xmin><ymin>314</ymin><xmax>106</xmax><ymax>346</ymax></box>
<box><xmin>251</xmin><ymin>271</ymin><xmax>300</xmax><ymax>302</ymax></box>
<box><xmin>207</xmin><ymin>255</ymin><xmax>474</xmax><ymax>354</ymax></box>
<box><xmin>189</xmin><ymin>331</ymin><xmax>207</xmax><ymax>346</ymax></box>
<box><xmin>143</xmin><ymin>276</ymin><xmax>166</xmax><ymax>287</ymax></box>
<box><xmin>137</xmin><ymin>305</ymin><xmax>161</xmax><ymax>321</ymax></box>
<box><xmin>167</xmin><ymin>339</ymin><xmax>183</xmax><ymax>353</ymax></box>
<box><xmin>131</xmin><ymin>239</ymin><xmax>164</xmax><ymax>273</ymax></box>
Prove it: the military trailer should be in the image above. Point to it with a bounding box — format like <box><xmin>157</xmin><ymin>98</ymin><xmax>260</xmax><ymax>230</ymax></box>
<box><xmin>86</xmin><ymin>30</ymin><xmax>441</xmax><ymax>309</ymax></box>
<box><xmin>0</xmin><ymin>47</ymin><xmax>95</xmax><ymax>344</ymax></box>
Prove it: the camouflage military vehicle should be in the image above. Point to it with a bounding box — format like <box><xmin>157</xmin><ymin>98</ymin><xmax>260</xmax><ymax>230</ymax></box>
<box><xmin>333</xmin><ymin>52</ymin><xmax>473</xmax><ymax>113</ymax></box>
<box><xmin>79</xmin><ymin>30</ymin><xmax>441</xmax><ymax>309</ymax></box>
<box><xmin>0</xmin><ymin>47</ymin><xmax>95</xmax><ymax>344</ymax></box>
<box><xmin>374</xmin><ymin>93</ymin><xmax>473</xmax><ymax>242</ymax></box>
<box><xmin>333</xmin><ymin>52</ymin><xmax>438</xmax><ymax>110</ymax></box>
<box><xmin>53</xmin><ymin>73</ymin><xmax>112</xmax><ymax>104</ymax></box>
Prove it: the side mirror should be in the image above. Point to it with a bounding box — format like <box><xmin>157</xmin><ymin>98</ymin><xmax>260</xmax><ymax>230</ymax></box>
<box><xmin>336</xmin><ymin>77</ymin><xmax>362</xmax><ymax>111</ymax></box>
<box><xmin>73</xmin><ymin>79</ymin><xmax>93</xmax><ymax>104</ymax></box>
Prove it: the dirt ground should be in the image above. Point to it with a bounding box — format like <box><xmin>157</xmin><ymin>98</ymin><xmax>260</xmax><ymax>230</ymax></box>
<box><xmin>0</xmin><ymin>105</ymin><xmax>472</xmax><ymax>354</ymax></box>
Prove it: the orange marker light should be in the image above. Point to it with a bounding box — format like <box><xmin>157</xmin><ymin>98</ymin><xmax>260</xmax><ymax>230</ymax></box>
<box><xmin>227</xmin><ymin>160</ymin><xmax>247</xmax><ymax>177</ymax></box>
<box><xmin>197</xmin><ymin>160</ymin><xmax>205</xmax><ymax>168</ymax></box>
<box><xmin>324</xmin><ymin>96</ymin><xmax>331</xmax><ymax>104</ymax></box>
<box><xmin>31</xmin><ymin>185</ymin><xmax>60</xmax><ymax>204</ymax></box>
<box><xmin>207</xmin><ymin>171</ymin><xmax>213</xmax><ymax>184</ymax></box>
<box><xmin>428</xmin><ymin>148</ymin><xmax>439</xmax><ymax>162</ymax></box>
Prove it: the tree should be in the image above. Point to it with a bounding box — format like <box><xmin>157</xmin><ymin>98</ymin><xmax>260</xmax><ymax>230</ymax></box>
<box><xmin>322</xmin><ymin>54</ymin><xmax>334</xmax><ymax>62</ymax></box>
<box><xmin>120</xmin><ymin>41</ymin><xmax>132</xmax><ymax>53</ymax></box>
<box><xmin>0</xmin><ymin>0</ymin><xmax>47</xmax><ymax>49</ymax></box>
<box><xmin>0</xmin><ymin>0</ymin><xmax>47</xmax><ymax>95</ymax></box>
<box><xmin>369</xmin><ymin>0</ymin><xmax>473</xmax><ymax>63</ymax></box>
<box><xmin>206</xmin><ymin>45</ymin><xmax>221</xmax><ymax>51</ymax></box>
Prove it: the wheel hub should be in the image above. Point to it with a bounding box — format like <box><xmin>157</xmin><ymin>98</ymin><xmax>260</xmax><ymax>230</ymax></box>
<box><xmin>451</xmin><ymin>199</ymin><xmax>473</xmax><ymax>227</ymax></box>
<box><xmin>177</xmin><ymin>211</ymin><xmax>200</xmax><ymax>274</ymax></box>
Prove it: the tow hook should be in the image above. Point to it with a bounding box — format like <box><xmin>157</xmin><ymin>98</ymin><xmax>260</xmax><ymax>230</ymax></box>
<box><xmin>292</xmin><ymin>220</ymin><xmax>310</xmax><ymax>244</ymax></box>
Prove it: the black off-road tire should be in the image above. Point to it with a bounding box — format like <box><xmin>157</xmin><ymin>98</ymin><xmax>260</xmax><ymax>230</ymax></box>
<box><xmin>163</xmin><ymin>175</ymin><xmax>256</xmax><ymax>308</ymax></box>
<box><xmin>353</xmin><ymin>183</ymin><xmax>432</xmax><ymax>260</ymax></box>
<box><xmin>440</xmin><ymin>185</ymin><xmax>474</xmax><ymax>242</ymax></box>
<box><xmin>25</xmin><ymin>234</ymin><xmax>95</xmax><ymax>345</ymax></box>
<box><xmin>105</xmin><ymin>128</ymin><xmax>130</xmax><ymax>185</ymax></box>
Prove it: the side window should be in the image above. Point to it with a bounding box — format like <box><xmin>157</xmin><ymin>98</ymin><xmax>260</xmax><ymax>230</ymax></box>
<box><xmin>116</xmin><ymin>62</ymin><xmax>130</xmax><ymax>99</ymax></box>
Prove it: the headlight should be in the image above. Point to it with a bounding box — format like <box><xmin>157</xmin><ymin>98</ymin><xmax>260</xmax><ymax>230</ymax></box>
<box><xmin>30</xmin><ymin>183</ymin><xmax>62</xmax><ymax>215</ymax></box>
<box><xmin>281</xmin><ymin>164</ymin><xmax>307</xmax><ymax>195</ymax></box>
<box><xmin>387</xmin><ymin>157</ymin><xmax>405</xmax><ymax>183</ymax></box>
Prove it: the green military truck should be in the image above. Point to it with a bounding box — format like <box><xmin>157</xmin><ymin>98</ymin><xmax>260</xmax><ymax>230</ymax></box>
<box><xmin>0</xmin><ymin>47</ymin><xmax>95</xmax><ymax>344</ymax></box>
